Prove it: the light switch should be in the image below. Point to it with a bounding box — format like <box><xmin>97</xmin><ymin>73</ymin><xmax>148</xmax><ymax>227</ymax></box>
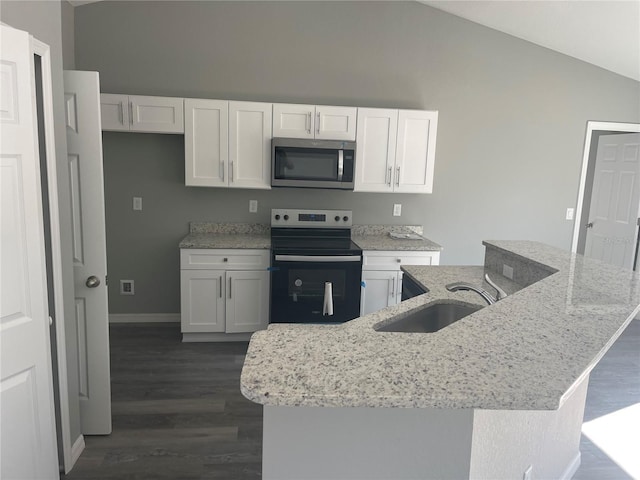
<box><xmin>393</xmin><ymin>204</ymin><xmax>402</xmax><ymax>217</ymax></box>
<box><xmin>249</xmin><ymin>200</ymin><xmax>258</xmax><ymax>213</ymax></box>
<box><xmin>133</xmin><ymin>196</ymin><xmax>143</xmax><ymax>211</ymax></box>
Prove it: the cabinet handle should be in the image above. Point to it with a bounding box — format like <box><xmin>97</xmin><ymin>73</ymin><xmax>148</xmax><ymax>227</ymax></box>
<box><xmin>387</xmin><ymin>166</ymin><xmax>392</xmax><ymax>186</ymax></box>
<box><xmin>390</xmin><ymin>277</ymin><xmax>395</xmax><ymax>297</ymax></box>
<box><xmin>316</xmin><ymin>111</ymin><xmax>321</xmax><ymax>134</ymax></box>
<box><xmin>228</xmin><ymin>276</ymin><xmax>232</xmax><ymax>299</ymax></box>
<box><xmin>219</xmin><ymin>276</ymin><xmax>223</xmax><ymax>298</ymax></box>
<box><xmin>128</xmin><ymin>101</ymin><xmax>133</xmax><ymax>126</ymax></box>
<box><xmin>396</xmin><ymin>166</ymin><xmax>400</xmax><ymax>186</ymax></box>
<box><xmin>307</xmin><ymin>112</ymin><xmax>312</xmax><ymax>134</ymax></box>
<box><xmin>230</xmin><ymin>161</ymin><xmax>234</xmax><ymax>182</ymax></box>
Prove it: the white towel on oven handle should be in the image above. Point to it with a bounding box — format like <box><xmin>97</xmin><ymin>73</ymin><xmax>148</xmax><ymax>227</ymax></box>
<box><xmin>322</xmin><ymin>282</ymin><xmax>334</xmax><ymax>316</ymax></box>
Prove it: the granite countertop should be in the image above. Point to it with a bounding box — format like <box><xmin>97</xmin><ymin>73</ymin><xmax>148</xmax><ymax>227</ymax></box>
<box><xmin>240</xmin><ymin>240</ymin><xmax>640</xmax><ymax>411</ymax></box>
<box><xmin>179</xmin><ymin>222</ymin><xmax>271</xmax><ymax>250</ymax></box>
<box><xmin>179</xmin><ymin>223</ymin><xmax>443</xmax><ymax>252</ymax></box>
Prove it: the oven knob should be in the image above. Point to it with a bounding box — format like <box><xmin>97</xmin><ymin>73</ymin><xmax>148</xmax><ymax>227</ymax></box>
<box><xmin>275</xmin><ymin>214</ymin><xmax>280</xmax><ymax>220</ymax></box>
<box><xmin>284</xmin><ymin>215</ymin><xmax>289</xmax><ymax>221</ymax></box>
<box><xmin>343</xmin><ymin>216</ymin><xmax>349</xmax><ymax>222</ymax></box>
<box><xmin>334</xmin><ymin>216</ymin><xmax>340</xmax><ymax>222</ymax></box>
<box><xmin>294</xmin><ymin>279</ymin><xmax>303</xmax><ymax>287</ymax></box>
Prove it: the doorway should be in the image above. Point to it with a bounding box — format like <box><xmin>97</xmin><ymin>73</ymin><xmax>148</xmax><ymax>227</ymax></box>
<box><xmin>572</xmin><ymin>121</ymin><xmax>640</xmax><ymax>269</ymax></box>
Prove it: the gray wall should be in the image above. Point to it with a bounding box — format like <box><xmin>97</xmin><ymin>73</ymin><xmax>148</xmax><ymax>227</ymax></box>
<box><xmin>73</xmin><ymin>1</ymin><xmax>640</xmax><ymax>314</ymax></box>
<box><xmin>1</xmin><ymin>0</ymin><xmax>82</xmax><ymax>452</ymax></box>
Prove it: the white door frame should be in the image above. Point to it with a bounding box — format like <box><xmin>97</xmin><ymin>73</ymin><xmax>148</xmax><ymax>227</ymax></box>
<box><xmin>571</xmin><ymin>121</ymin><xmax>640</xmax><ymax>255</ymax></box>
<box><xmin>32</xmin><ymin>37</ymin><xmax>80</xmax><ymax>472</ymax></box>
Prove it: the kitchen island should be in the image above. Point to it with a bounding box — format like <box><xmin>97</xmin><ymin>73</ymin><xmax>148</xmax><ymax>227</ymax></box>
<box><xmin>240</xmin><ymin>240</ymin><xmax>640</xmax><ymax>480</ymax></box>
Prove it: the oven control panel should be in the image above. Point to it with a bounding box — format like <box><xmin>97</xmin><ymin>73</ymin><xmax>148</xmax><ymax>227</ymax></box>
<box><xmin>271</xmin><ymin>209</ymin><xmax>353</xmax><ymax>228</ymax></box>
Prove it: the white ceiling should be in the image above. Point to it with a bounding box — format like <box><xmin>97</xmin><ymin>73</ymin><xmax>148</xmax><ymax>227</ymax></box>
<box><xmin>419</xmin><ymin>0</ymin><xmax>640</xmax><ymax>82</ymax></box>
<box><xmin>68</xmin><ymin>0</ymin><xmax>640</xmax><ymax>82</ymax></box>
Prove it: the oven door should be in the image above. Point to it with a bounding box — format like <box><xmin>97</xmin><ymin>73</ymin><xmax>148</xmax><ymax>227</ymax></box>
<box><xmin>270</xmin><ymin>254</ymin><xmax>362</xmax><ymax>324</ymax></box>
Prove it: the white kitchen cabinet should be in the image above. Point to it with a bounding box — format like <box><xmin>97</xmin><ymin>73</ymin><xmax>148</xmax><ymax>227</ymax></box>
<box><xmin>185</xmin><ymin>99</ymin><xmax>272</xmax><ymax>189</ymax></box>
<box><xmin>360</xmin><ymin>250</ymin><xmax>440</xmax><ymax>315</ymax></box>
<box><xmin>180</xmin><ymin>249</ymin><xmax>270</xmax><ymax>338</ymax></box>
<box><xmin>100</xmin><ymin>94</ymin><xmax>184</xmax><ymax>133</ymax></box>
<box><xmin>228</xmin><ymin>101</ymin><xmax>273</xmax><ymax>189</ymax></box>
<box><xmin>354</xmin><ymin>109</ymin><xmax>438</xmax><ymax>194</ymax></box>
<box><xmin>273</xmin><ymin>103</ymin><xmax>357</xmax><ymax>141</ymax></box>
<box><xmin>184</xmin><ymin>98</ymin><xmax>229</xmax><ymax>187</ymax></box>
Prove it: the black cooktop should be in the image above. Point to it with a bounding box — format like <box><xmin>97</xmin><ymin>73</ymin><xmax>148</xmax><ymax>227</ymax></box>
<box><xmin>271</xmin><ymin>228</ymin><xmax>362</xmax><ymax>255</ymax></box>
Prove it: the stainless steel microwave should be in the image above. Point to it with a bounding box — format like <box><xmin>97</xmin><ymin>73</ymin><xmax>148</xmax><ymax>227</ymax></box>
<box><xmin>271</xmin><ymin>138</ymin><xmax>356</xmax><ymax>190</ymax></box>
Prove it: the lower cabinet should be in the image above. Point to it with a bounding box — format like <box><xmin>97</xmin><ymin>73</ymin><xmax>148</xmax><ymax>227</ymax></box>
<box><xmin>180</xmin><ymin>249</ymin><xmax>270</xmax><ymax>338</ymax></box>
<box><xmin>360</xmin><ymin>250</ymin><xmax>440</xmax><ymax>316</ymax></box>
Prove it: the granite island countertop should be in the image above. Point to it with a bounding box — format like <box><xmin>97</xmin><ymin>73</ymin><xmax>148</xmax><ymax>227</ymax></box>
<box><xmin>240</xmin><ymin>240</ymin><xmax>640</xmax><ymax>411</ymax></box>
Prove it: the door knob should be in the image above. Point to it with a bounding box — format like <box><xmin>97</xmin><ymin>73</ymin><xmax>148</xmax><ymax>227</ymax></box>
<box><xmin>585</xmin><ymin>222</ymin><xmax>594</xmax><ymax>229</ymax></box>
<box><xmin>86</xmin><ymin>276</ymin><xmax>101</xmax><ymax>288</ymax></box>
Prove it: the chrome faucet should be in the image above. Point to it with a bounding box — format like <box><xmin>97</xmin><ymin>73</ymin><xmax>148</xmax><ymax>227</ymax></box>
<box><xmin>446</xmin><ymin>273</ymin><xmax>508</xmax><ymax>305</ymax></box>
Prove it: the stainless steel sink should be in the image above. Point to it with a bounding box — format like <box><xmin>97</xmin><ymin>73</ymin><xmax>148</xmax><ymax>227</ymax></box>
<box><xmin>376</xmin><ymin>302</ymin><xmax>483</xmax><ymax>333</ymax></box>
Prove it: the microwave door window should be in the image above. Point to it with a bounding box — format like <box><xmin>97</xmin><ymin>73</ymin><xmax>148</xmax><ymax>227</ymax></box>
<box><xmin>277</xmin><ymin>148</ymin><xmax>338</xmax><ymax>181</ymax></box>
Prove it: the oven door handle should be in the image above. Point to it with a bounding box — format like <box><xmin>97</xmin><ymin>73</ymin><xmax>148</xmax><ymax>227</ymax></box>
<box><xmin>274</xmin><ymin>254</ymin><xmax>361</xmax><ymax>262</ymax></box>
<box><xmin>323</xmin><ymin>282</ymin><xmax>334</xmax><ymax>316</ymax></box>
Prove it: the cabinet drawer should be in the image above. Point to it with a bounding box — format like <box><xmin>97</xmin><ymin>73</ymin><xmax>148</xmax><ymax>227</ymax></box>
<box><xmin>181</xmin><ymin>249</ymin><xmax>270</xmax><ymax>270</ymax></box>
<box><xmin>362</xmin><ymin>251</ymin><xmax>439</xmax><ymax>271</ymax></box>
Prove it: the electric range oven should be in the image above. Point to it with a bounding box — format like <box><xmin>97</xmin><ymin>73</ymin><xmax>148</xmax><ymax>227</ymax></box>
<box><xmin>270</xmin><ymin>209</ymin><xmax>362</xmax><ymax>324</ymax></box>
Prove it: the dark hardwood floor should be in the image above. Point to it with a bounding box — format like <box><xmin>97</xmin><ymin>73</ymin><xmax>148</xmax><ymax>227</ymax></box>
<box><xmin>63</xmin><ymin>320</ymin><xmax>639</xmax><ymax>480</ymax></box>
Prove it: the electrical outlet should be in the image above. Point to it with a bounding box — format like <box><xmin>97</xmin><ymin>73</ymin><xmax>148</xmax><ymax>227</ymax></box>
<box><xmin>393</xmin><ymin>204</ymin><xmax>402</xmax><ymax>216</ymax></box>
<box><xmin>120</xmin><ymin>280</ymin><xmax>135</xmax><ymax>295</ymax></box>
<box><xmin>566</xmin><ymin>207</ymin><xmax>574</xmax><ymax>220</ymax></box>
<box><xmin>523</xmin><ymin>465</ymin><xmax>533</xmax><ymax>480</ymax></box>
<box><xmin>249</xmin><ymin>200</ymin><xmax>258</xmax><ymax>213</ymax></box>
<box><xmin>503</xmin><ymin>264</ymin><xmax>514</xmax><ymax>280</ymax></box>
<box><xmin>133</xmin><ymin>196</ymin><xmax>143</xmax><ymax>211</ymax></box>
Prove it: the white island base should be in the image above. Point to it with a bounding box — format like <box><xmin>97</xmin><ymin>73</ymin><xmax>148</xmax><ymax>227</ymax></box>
<box><xmin>262</xmin><ymin>377</ymin><xmax>588</xmax><ymax>480</ymax></box>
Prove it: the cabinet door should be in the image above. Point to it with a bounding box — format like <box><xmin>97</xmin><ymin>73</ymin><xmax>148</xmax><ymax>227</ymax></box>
<box><xmin>394</xmin><ymin>110</ymin><xmax>438</xmax><ymax>194</ymax></box>
<box><xmin>129</xmin><ymin>95</ymin><xmax>185</xmax><ymax>134</ymax></box>
<box><xmin>316</xmin><ymin>106</ymin><xmax>357</xmax><ymax>141</ymax></box>
<box><xmin>361</xmin><ymin>270</ymin><xmax>400</xmax><ymax>316</ymax></box>
<box><xmin>185</xmin><ymin>98</ymin><xmax>229</xmax><ymax>187</ymax></box>
<box><xmin>354</xmin><ymin>108</ymin><xmax>398</xmax><ymax>193</ymax></box>
<box><xmin>225</xmin><ymin>271</ymin><xmax>270</xmax><ymax>333</ymax></box>
<box><xmin>273</xmin><ymin>103</ymin><xmax>315</xmax><ymax>139</ymax></box>
<box><xmin>180</xmin><ymin>270</ymin><xmax>226</xmax><ymax>332</ymax></box>
<box><xmin>229</xmin><ymin>101</ymin><xmax>273</xmax><ymax>190</ymax></box>
<box><xmin>100</xmin><ymin>93</ymin><xmax>130</xmax><ymax>131</ymax></box>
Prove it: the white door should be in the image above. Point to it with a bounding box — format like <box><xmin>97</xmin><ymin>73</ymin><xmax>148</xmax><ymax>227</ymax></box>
<box><xmin>316</xmin><ymin>106</ymin><xmax>357</xmax><ymax>141</ymax></box>
<box><xmin>99</xmin><ymin>93</ymin><xmax>129</xmax><ymax>131</ymax></box>
<box><xmin>64</xmin><ymin>71</ymin><xmax>112</xmax><ymax>434</ymax></box>
<box><xmin>0</xmin><ymin>25</ymin><xmax>59</xmax><ymax>479</ymax></box>
<box><xmin>361</xmin><ymin>271</ymin><xmax>399</xmax><ymax>315</ymax></box>
<box><xmin>225</xmin><ymin>271</ymin><xmax>270</xmax><ymax>333</ymax></box>
<box><xmin>394</xmin><ymin>110</ymin><xmax>438</xmax><ymax>194</ymax></box>
<box><xmin>129</xmin><ymin>95</ymin><xmax>184</xmax><ymax>134</ymax></box>
<box><xmin>180</xmin><ymin>270</ymin><xmax>226</xmax><ymax>333</ymax></box>
<box><xmin>185</xmin><ymin>98</ymin><xmax>229</xmax><ymax>187</ymax></box>
<box><xmin>273</xmin><ymin>103</ymin><xmax>315</xmax><ymax>139</ymax></box>
<box><xmin>354</xmin><ymin>108</ymin><xmax>398</xmax><ymax>193</ymax></box>
<box><xmin>585</xmin><ymin>133</ymin><xmax>640</xmax><ymax>269</ymax></box>
<box><xmin>229</xmin><ymin>101</ymin><xmax>272</xmax><ymax>190</ymax></box>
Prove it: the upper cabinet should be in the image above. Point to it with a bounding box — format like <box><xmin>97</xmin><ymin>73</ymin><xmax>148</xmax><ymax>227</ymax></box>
<box><xmin>273</xmin><ymin>103</ymin><xmax>357</xmax><ymax>141</ymax></box>
<box><xmin>100</xmin><ymin>94</ymin><xmax>184</xmax><ymax>134</ymax></box>
<box><xmin>354</xmin><ymin>108</ymin><xmax>438</xmax><ymax>194</ymax></box>
<box><xmin>185</xmin><ymin>99</ymin><xmax>272</xmax><ymax>190</ymax></box>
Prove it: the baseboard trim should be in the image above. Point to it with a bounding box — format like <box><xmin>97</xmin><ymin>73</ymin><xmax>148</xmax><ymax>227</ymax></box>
<box><xmin>68</xmin><ymin>434</ymin><xmax>85</xmax><ymax>472</ymax></box>
<box><xmin>109</xmin><ymin>313</ymin><xmax>180</xmax><ymax>324</ymax></box>
<box><xmin>182</xmin><ymin>332</ymin><xmax>253</xmax><ymax>342</ymax></box>
<box><xmin>560</xmin><ymin>452</ymin><xmax>581</xmax><ymax>480</ymax></box>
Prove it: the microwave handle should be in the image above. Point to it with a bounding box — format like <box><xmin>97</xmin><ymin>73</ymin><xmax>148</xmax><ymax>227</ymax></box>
<box><xmin>337</xmin><ymin>150</ymin><xmax>344</xmax><ymax>181</ymax></box>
